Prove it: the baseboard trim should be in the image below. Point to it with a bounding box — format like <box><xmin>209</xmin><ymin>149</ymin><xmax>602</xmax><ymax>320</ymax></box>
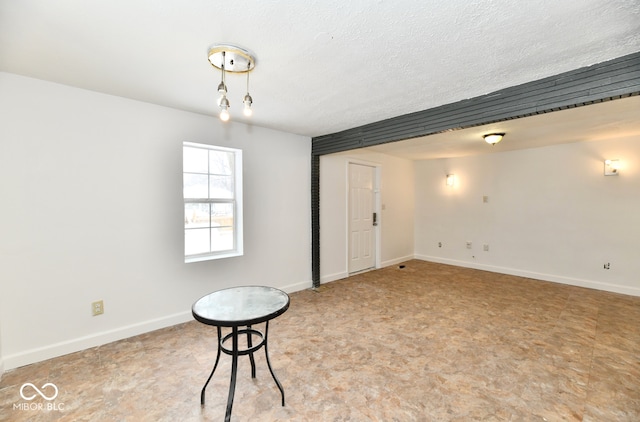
<box><xmin>2</xmin><ymin>311</ymin><xmax>193</xmax><ymax>371</ymax></box>
<box><xmin>10</xmin><ymin>259</ymin><xmax>634</xmax><ymax>372</ymax></box>
<box><xmin>280</xmin><ymin>279</ymin><xmax>314</xmax><ymax>293</ymax></box>
<box><xmin>0</xmin><ymin>356</ymin><xmax>4</xmax><ymax>380</ymax></box>
<box><xmin>3</xmin><ymin>279</ymin><xmax>313</xmax><ymax>371</ymax></box>
<box><xmin>321</xmin><ymin>271</ymin><xmax>348</xmax><ymax>284</ymax></box>
<box><xmin>381</xmin><ymin>255</ymin><xmax>415</xmax><ymax>268</ymax></box>
<box><xmin>414</xmin><ymin>255</ymin><xmax>640</xmax><ymax>297</ymax></box>
<box><xmin>320</xmin><ymin>256</ymin><xmax>415</xmax><ymax>284</ymax></box>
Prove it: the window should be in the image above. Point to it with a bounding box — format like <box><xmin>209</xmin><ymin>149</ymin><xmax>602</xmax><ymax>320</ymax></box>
<box><xmin>183</xmin><ymin>142</ymin><xmax>243</xmax><ymax>262</ymax></box>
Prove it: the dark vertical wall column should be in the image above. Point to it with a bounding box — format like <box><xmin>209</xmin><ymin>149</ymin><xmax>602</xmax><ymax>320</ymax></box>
<box><xmin>311</xmin><ymin>154</ymin><xmax>320</xmax><ymax>288</ymax></box>
<box><xmin>310</xmin><ymin>52</ymin><xmax>640</xmax><ymax>286</ymax></box>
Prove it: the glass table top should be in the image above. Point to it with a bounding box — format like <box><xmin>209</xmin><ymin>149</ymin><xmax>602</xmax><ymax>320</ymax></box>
<box><xmin>192</xmin><ymin>286</ymin><xmax>290</xmax><ymax>326</ymax></box>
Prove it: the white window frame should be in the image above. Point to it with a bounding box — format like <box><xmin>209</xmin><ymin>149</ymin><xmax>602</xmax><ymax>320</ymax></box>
<box><xmin>183</xmin><ymin>142</ymin><xmax>243</xmax><ymax>263</ymax></box>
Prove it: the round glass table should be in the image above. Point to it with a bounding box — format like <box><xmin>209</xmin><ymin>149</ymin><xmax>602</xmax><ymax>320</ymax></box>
<box><xmin>192</xmin><ymin>286</ymin><xmax>290</xmax><ymax>422</ymax></box>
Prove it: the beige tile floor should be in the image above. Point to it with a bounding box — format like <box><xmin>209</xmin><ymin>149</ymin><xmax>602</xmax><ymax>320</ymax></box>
<box><xmin>1</xmin><ymin>260</ymin><xmax>639</xmax><ymax>421</ymax></box>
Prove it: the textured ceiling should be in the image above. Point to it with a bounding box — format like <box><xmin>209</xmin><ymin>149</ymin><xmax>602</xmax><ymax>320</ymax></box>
<box><xmin>1</xmin><ymin>0</ymin><xmax>639</xmax><ymax>142</ymax></box>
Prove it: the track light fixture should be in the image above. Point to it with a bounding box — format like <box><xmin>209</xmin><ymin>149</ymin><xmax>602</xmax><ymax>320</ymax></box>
<box><xmin>208</xmin><ymin>44</ymin><xmax>256</xmax><ymax>122</ymax></box>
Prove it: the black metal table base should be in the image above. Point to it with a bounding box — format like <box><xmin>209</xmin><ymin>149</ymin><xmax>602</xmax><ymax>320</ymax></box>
<box><xmin>200</xmin><ymin>321</ymin><xmax>285</xmax><ymax>422</ymax></box>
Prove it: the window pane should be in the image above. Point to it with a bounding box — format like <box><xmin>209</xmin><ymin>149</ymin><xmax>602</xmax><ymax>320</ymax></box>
<box><xmin>184</xmin><ymin>174</ymin><xmax>208</xmax><ymax>198</ymax></box>
<box><xmin>209</xmin><ymin>175</ymin><xmax>233</xmax><ymax>199</ymax></box>
<box><xmin>211</xmin><ymin>203</ymin><xmax>233</xmax><ymax>228</ymax></box>
<box><xmin>211</xmin><ymin>226</ymin><xmax>234</xmax><ymax>251</ymax></box>
<box><xmin>209</xmin><ymin>150</ymin><xmax>233</xmax><ymax>175</ymax></box>
<box><xmin>184</xmin><ymin>147</ymin><xmax>208</xmax><ymax>173</ymax></box>
<box><xmin>185</xmin><ymin>203</ymin><xmax>210</xmax><ymax>228</ymax></box>
<box><xmin>185</xmin><ymin>228</ymin><xmax>210</xmax><ymax>255</ymax></box>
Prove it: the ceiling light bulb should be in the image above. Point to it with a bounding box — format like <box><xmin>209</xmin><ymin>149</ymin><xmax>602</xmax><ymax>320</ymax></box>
<box><xmin>242</xmin><ymin>62</ymin><xmax>253</xmax><ymax>117</ymax></box>
<box><xmin>219</xmin><ymin>95</ymin><xmax>230</xmax><ymax>122</ymax></box>
<box><xmin>243</xmin><ymin>93</ymin><xmax>253</xmax><ymax>117</ymax></box>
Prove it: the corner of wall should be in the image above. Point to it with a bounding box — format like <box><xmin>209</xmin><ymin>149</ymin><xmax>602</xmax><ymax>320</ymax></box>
<box><xmin>321</xmin><ymin>271</ymin><xmax>349</xmax><ymax>284</ymax></box>
<box><xmin>280</xmin><ymin>279</ymin><xmax>314</xmax><ymax>294</ymax></box>
<box><xmin>0</xmin><ymin>315</ymin><xmax>4</xmax><ymax>380</ymax></box>
<box><xmin>0</xmin><ymin>334</ymin><xmax>4</xmax><ymax>379</ymax></box>
<box><xmin>380</xmin><ymin>255</ymin><xmax>415</xmax><ymax>268</ymax></box>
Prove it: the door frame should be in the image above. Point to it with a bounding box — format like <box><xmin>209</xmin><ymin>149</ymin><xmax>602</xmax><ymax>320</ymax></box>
<box><xmin>345</xmin><ymin>159</ymin><xmax>381</xmax><ymax>274</ymax></box>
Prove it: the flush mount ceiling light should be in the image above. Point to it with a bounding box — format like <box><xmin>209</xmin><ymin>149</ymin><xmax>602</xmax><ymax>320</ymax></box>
<box><xmin>484</xmin><ymin>133</ymin><xmax>505</xmax><ymax>145</ymax></box>
<box><xmin>208</xmin><ymin>44</ymin><xmax>256</xmax><ymax>122</ymax></box>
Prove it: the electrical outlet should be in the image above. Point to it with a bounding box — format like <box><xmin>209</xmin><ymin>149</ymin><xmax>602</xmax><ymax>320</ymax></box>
<box><xmin>604</xmin><ymin>263</ymin><xmax>610</xmax><ymax>270</ymax></box>
<box><xmin>466</xmin><ymin>241</ymin><xmax>472</xmax><ymax>249</ymax></box>
<box><xmin>92</xmin><ymin>300</ymin><xmax>104</xmax><ymax>316</ymax></box>
<box><xmin>483</xmin><ymin>244</ymin><xmax>489</xmax><ymax>251</ymax></box>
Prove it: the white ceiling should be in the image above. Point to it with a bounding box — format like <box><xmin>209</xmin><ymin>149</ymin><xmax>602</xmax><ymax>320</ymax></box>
<box><xmin>1</xmin><ymin>0</ymin><xmax>639</xmax><ymax>155</ymax></box>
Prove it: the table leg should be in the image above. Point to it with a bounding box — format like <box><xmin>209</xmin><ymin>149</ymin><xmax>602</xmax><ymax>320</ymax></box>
<box><xmin>247</xmin><ymin>324</ymin><xmax>256</xmax><ymax>378</ymax></box>
<box><xmin>225</xmin><ymin>326</ymin><xmax>239</xmax><ymax>422</ymax></box>
<box><xmin>264</xmin><ymin>320</ymin><xmax>285</xmax><ymax>406</ymax></box>
<box><xmin>201</xmin><ymin>326</ymin><xmax>223</xmax><ymax>405</ymax></box>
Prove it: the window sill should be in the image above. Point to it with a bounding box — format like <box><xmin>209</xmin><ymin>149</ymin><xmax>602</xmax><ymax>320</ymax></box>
<box><xmin>185</xmin><ymin>251</ymin><xmax>243</xmax><ymax>263</ymax></box>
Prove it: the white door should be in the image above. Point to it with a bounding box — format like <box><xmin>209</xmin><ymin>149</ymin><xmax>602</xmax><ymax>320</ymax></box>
<box><xmin>348</xmin><ymin>163</ymin><xmax>375</xmax><ymax>273</ymax></box>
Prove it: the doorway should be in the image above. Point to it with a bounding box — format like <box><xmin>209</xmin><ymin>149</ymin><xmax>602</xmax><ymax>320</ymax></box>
<box><xmin>348</xmin><ymin>162</ymin><xmax>378</xmax><ymax>274</ymax></box>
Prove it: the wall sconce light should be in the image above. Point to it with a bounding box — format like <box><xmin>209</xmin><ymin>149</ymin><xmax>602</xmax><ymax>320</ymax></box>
<box><xmin>208</xmin><ymin>44</ymin><xmax>256</xmax><ymax>122</ymax></box>
<box><xmin>604</xmin><ymin>159</ymin><xmax>620</xmax><ymax>176</ymax></box>
<box><xmin>484</xmin><ymin>133</ymin><xmax>505</xmax><ymax>145</ymax></box>
<box><xmin>446</xmin><ymin>174</ymin><xmax>456</xmax><ymax>187</ymax></box>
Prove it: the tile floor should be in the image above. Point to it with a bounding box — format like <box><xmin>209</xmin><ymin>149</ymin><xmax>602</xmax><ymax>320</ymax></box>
<box><xmin>1</xmin><ymin>260</ymin><xmax>639</xmax><ymax>421</ymax></box>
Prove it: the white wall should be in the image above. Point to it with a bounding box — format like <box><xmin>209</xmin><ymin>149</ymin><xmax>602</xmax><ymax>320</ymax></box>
<box><xmin>0</xmin><ymin>73</ymin><xmax>312</xmax><ymax>370</ymax></box>
<box><xmin>414</xmin><ymin>137</ymin><xmax>640</xmax><ymax>296</ymax></box>
<box><xmin>0</xmin><ymin>315</ymin><xmax>4</xmax><ymax>378</ymax></box>
<box><xmin>320</xmin><ymin>150</ymin><xmax>414</xmax><ymax>282</ymax></box>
